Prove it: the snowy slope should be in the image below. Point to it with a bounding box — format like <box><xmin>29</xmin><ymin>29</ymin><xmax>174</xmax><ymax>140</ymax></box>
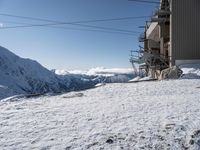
<box><xmin>0</xmin><ymin>85</ymin><xmax>17</xmax><ymax>99</ymax></box>
<box><xmin>1</xmin><ymin>79</ymin><xmax>200</xmax><ymax>149</ymax></box>
<box><xmin>0</xmin><ymin>46</ymin><xmax>70</xmax><ymax>99</ymax></box>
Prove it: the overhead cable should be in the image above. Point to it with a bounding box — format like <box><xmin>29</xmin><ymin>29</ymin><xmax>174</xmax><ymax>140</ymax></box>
<box><xmin>0</xmin><ymin>13</ymin><xmax>148</xmax><ymax>34</ymax></box>
<box><xmin>128</xmin><ymin>0</ymin><xmax>160</xmax><ymax>4</ymax></box>
<box><xmin>0</xmin><ymin>13</ymin><xmax>150</xmax><ymax>23</ymax></box>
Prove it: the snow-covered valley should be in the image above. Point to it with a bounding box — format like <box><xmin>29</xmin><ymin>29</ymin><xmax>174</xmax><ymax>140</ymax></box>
<box><xmin>1</xmin><ymin>79</ymin><xmax>200</xmax><ymax>150</ymax></box>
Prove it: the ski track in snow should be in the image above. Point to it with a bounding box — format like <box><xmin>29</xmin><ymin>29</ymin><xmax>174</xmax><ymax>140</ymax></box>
<box><xmin>0</xmin><ymin>79</ymin><xmax>200</xmax><ymax>150</ymax></box>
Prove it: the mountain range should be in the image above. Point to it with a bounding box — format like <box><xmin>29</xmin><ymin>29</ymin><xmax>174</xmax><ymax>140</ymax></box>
<box><xmin>0</xmin><ymin>46</ymin><xmax>134</xmax><ymax>99</ymax></box>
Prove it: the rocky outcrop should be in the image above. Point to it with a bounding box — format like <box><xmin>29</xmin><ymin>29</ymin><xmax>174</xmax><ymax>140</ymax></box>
<box><xmin>159</xmin><ymin>66</ymin><xmax>183</xmax><ymax>80</ymax></box>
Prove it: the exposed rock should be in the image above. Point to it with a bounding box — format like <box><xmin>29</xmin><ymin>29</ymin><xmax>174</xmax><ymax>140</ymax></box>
<box><xmin>106</xmin><ymin>138</ymin><xmax>114</xmax><ymax>144</ymax></box>
<box><xmin>159</xmin><ymin>66</ymin><xmax>183</xmax><ymax>80</ymax></box>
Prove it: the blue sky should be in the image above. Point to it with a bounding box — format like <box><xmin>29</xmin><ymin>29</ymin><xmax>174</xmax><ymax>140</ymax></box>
<box><xmin>0</xmin><ymin>0</ymin><xmax>158</xmax><ymax>70</ymax></box>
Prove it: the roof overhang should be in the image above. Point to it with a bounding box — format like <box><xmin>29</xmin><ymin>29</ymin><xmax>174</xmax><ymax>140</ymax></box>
<box><xmin>146</xmin><ymin>22</ymin><xmax>159</xmax><ymax>41</ymax></box>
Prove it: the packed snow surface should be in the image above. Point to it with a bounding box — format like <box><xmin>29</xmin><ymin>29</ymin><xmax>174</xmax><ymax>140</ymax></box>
<box><xmin>1</xmin><ymin>79</ymin><xmax>200</xmax><ymax>150</ymax></box>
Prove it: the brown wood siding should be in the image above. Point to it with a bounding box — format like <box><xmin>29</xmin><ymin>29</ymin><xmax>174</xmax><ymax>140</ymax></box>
<box><xmin>171</xmin><ymin>0</ymin><xmax>200</xmax><ymax>64</ymax></box>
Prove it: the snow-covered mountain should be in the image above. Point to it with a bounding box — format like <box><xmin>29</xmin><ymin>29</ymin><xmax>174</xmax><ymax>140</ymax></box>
<box><xmin>54</xmin><ymin>67</ymin><xmax>136</xmax><ymax>83</ymax></box>
<box><xmin>0</xmin><ymin>46</ymin><xmax>135</xmax><ymax>100</ymax></box>
<box><xmin>55</xmin><ymin>67</ymin><xmax>134</xmax><ymax>76</ymax></box>
<box><xmin>0</xmin><ymin>46</ymin><xmax>71</xmax><ymax>99</ymax></box>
